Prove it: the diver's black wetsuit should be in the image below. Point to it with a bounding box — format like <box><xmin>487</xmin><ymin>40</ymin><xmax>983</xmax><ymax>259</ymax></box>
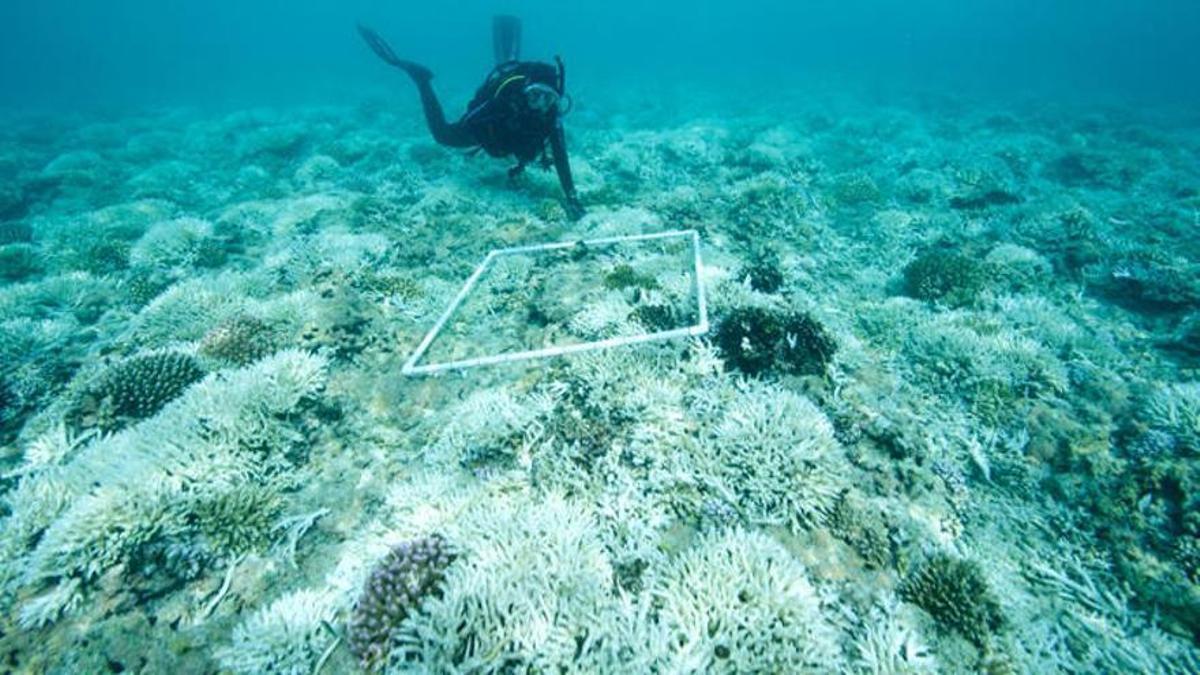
<box><xmin>359</xmin><ymin>22</ymin><xmax>583</xmax><ymax>220</ymax></box>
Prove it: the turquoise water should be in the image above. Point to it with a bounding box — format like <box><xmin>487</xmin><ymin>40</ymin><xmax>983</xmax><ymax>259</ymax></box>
<box><xmin>1</xmin><ymin>3</ymin><xmax>1199</xmax><ymax>673</ymax></box>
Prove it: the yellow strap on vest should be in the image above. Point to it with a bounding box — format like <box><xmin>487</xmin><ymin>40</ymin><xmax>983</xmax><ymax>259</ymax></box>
<box><xmin>494</xmin><ymin>74</ymin><xmax>527</xmax><ymax>99</ymax></box>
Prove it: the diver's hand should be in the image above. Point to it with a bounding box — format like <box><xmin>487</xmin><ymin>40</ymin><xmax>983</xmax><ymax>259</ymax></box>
<box><xmin>565</xmin><ymin>196</ymin><xmax>585</xmax><ymax>221</ymax></box>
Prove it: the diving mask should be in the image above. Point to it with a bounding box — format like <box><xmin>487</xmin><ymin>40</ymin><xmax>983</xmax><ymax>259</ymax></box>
<box><xmin>524</xmin><ymin>83</ymin><xmax>571</xmax><ymax>116</ymax></box>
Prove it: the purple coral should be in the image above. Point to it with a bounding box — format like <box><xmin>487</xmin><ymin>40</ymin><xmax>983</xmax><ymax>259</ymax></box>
<box><xmin>347</xmin><ymin>534</ymin><xmax>456</xmax><ymax>670</ymax></box>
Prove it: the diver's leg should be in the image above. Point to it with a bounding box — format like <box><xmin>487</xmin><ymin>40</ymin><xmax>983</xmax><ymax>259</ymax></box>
<box><xmin>409</xmin><ymin>78</ymin><xmax>475</xmax><ymax>148</ymax></box>
<box><xmin>357</xmin><ymin>25</ymin><xmax>474</xmax><ymax>148</ymax></box>
<box><xmin>493</xmin><ymin>15</ymin><xmax>521</xmax><ymax>64</ymax></box>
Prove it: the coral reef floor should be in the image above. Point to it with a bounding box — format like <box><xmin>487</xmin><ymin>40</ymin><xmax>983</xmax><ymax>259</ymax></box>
<box><xmin>1</xmin><ymin>86</ymin><xmax>1199</xmax><ymax>672</ymax></box>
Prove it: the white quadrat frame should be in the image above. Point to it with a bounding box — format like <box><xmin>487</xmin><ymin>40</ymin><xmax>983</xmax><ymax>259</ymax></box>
<box><xmin>402</xmin><ymin>229</ymin><xmax>710</xmax><ymax>375</ymax></box>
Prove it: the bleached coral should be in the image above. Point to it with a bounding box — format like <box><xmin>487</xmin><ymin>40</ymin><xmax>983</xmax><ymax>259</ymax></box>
<box><xmin>1145</xmin><ymin>382</ymin><xmax>1200</xmax><ymax>454</ymax></box>
<box><xmin>262</xmin><ymin>228</ymin><xmax>388</xmax><ymax>283</ymax></box>
<box><xmin>591</xmin><ymin>472</ymin><xmax>673</xmax><ymax>593</ymax></box>
<box><xmin>0</xmin><ymin>317</ymin><xmax>80</xmax><ymax>429</ymax></box>
<box><xmin>567</xmin><ymin>293</ymin><xmax>639</xmax><ymax>339</ymax></box>
<box><xmin>0</xmin><ymin>272</ymin><xmax>115</xmax><ymax>321</ymax></box>
<box><xmin>904</xmin><ymin>310</ymin><xmax>1069</xmax><ymax>408</ymax></box>
<box><xmin>216</xmin><ymin>589</ymin><xmax>340</xmax><ymax>675</ymax></box>
<box><xmin>129</xmin><ymin>273</ymin><xmax>255</xmax><ymax>345</ymax></box>
<box><xmin>394</xmin><ymin>493</ymin><xmax>619</xmax><ymax>672</ymax></box>
<box><xmin>652</xmin><ymin>528</ymin><xmax>842</xmax><ymax>672</ymax></box>
<box><xmin>424</xmin><ymin>387</ymin><xmax>552</xmax><ymax>470</ymax></box>
<box><xmin>985</xmin><ymin>244</ymin><xmax>1053</xmax><ymax>291</ymax></box>
<box><xmin>1</xmin><ymin>350</ymin><xmax>328</xmax><ymax>623</ymax></box>
<box><xmin>17</xmin><ymin>576</ymin><xmax>84</xmax><ymax>630</ymax></box>
<box><xmin>129</xmin><ymin>217</ymin><xmax>217</xmax><ymax>269</ymax></box>
<box><xmin>695</xmin><ymin>379</ymin><xmax>843</xmax><ymax>529</ymax></box>
<box><xmin>1015</xmin><ymin>550</ymin><xmax>1200</xmax><ymax>672</ymax></box>
<box><xmin>849</xmin><ymin>599</ymin><xmax>937</xmax><ymax>675</ymax></box>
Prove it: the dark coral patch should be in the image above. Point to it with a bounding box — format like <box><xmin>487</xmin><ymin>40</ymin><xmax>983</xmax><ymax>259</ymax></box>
<box><xmin>715</xmin><ymin>306</ymin><xmax>836</xmax><ymax>377</ymax></box>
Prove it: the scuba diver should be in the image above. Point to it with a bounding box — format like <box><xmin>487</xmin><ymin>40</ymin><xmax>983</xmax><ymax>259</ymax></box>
<box><xmin>358</xmin><ymin>16</ymin><xmax>585</xmax><ymax>220</ymax></box>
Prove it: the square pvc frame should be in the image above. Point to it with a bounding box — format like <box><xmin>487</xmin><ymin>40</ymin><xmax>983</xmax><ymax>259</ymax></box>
<box><xmin>402</xmin><ymin>229</ymin><xmax>709</xmax><ymax>375</ymax></box>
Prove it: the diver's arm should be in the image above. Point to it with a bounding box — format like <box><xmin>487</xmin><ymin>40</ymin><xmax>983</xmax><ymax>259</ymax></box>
<box><xmin>549</xmin><ymin>122</ymin><xmax>584</xmax><ymax>220</ymax></box>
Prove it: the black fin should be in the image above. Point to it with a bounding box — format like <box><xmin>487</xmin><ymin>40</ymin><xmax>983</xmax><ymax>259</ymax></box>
<box><xmin>493</xmin><ymin>15</ymin><xmax>521</xmax><ymax>64</ymax></box>
<box><xmin>357</xmin><ymin>24</ymin><xmax>432</xmax><ymax>82</ymax></box>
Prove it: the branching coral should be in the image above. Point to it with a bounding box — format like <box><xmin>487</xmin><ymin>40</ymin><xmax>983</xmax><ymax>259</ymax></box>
<box><xmin>129</xmin><ymin>217</ymin><xmax>220</xmax><ymax>270</ymax></box>
<box><xmin>603</xmin><ymin>263</ymin><xmax>660</xmax><ymax>292</ymax></box>
<box><xmin>831</xmin><ymin>171</ymin><xmax>883</xmax><ymax>206</ymax></box>
<box><xmin>652</xmin><ymin>528</ymin><xmax>841</xmax><ymax>673</ymax></box>
<box><xmin>217</xmin><ymin>589</ymin><xmax>340</xmax><ymax>675</ymax></box>
<box><xmin>129</xmin><ymin>273</ymin><xmax>255</xmax><ymax>345</ymax></box>
<box><xmin>1144</xmin><ymin>382</ymin><xmax>1200</xmax><ymax>455</ymax></box>
<box><xmin>902</xmin><ymin>311</ymin><xmax>1069</xmax><ymax>420</ymax></box>
<box><xmin>394</xmin><ymin>494</ymin><xmax>618</xmax><ymax>672</ymax></box>
<box><xmin>567</xmin><ymin>293</ymin><xmax>640</xmax><ymax>339</ymax></box>
<box><xmin>0</xmin><ymin>272</ymin><xmax>116</xmax><ymax>322</ymax></box>
<box><xmin>189</xmin><ymin>482</ymin><xmax>285</xmax><ymax>556</ymax></box>
<box><xmin>736</xmin><ymin>245</ymin><xmax>785</xmax><ymax>294</ymax></box>
<box><xmin>66</xmin><ymin>351</ymin><xmax>205</xmax><ymax>433</ymax></box>
<box><xmin>827</xmin><ymin>491</ymin><xmax>894</xmax><ymax>569</ymax></box>
<box><xmin>0</xmin><ymin>220</ymin><xmax>33</xmax><ymax>246</ymax></box>
<box><xmin>902</xmin><ymin>250</ymin><xmax>989</xmax><ymax>306</ymax></box>
<box><xmin>199</xmin><ymin>314</ymin><xmax>280</xmax><ymax>366</ymax></box>
<box><xmin>0</xmin><ymin>317</ymin><xmax>80</xmax><ymax>439</ymax></box>
<box><xmin>695</xmin><ymin>379</ymin><xmax>843</xmax><ymax>530</ymax></box>
<box><xmin>899</xmin><ymin>554</ymin><xmax>1005</xmax><ymax>647</ymax></box>
<box><xmin>1100</xmin><ymin>256</ymin><xmax>1200</xmax><ymax>312</ymax></box>
<box><xmin>1</xmin><ymin>350</ymin><xmax>328</xmax><ymax>626</ymax></box>
<box><xmin>347</xmin><ymin>534</ymin><xmax>456</xmax><ymax>671</ymax></box>
<box><xmin>1016</xmin><ymin>550</ymin><xmax>1200</xmax><ymax>672</ymax></box>
<box><xmin>425</xmin><ymin>387</ymin><xmax>552</xmax><ymax>471</ymax></box>
<box><xmin>714</xmin><ymin>305</ymin><xmax>837</xmax><ymax>377</ymax></box>
<box><xmin>0</xmin><ymin>243</ymin><xmax>42</xmax><ymax>281</ymax></box>
<box><xmin>849</xmin><ymin>599</ymin><xmax>937</xmax><ymax>674</ymax></box>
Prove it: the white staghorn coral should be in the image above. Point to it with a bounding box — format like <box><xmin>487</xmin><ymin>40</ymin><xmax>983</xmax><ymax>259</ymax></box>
<box><xmin>849</xmin><ymin>599</ymin><xmax>937</xmax><ymax>675</ymax></box>
<box><xmin>1145</xmin><ymin>381</ymin><xmax>1200</xmax><ymax>453</ymax></box>
<box><xmin>129</xmin><ymin>273</ymin><xmax>258</xmax><ymax>345</ymax></box>
<box><xmin>424</xmin><ymin>387</ymin><xmax>551</xmax><ymax>470</ymax></box>
<box><xmin>0</xmin><ymin>272</ymin><xmax>116</xmax><ymax>321</ymax></box>
<box><xmin>128</xmin><ymin>217</ymin><xmax>215</xmax><ymax>269</ymax></box>
<box><xmin>652</xmin><ymin>528</ymin><xmax>842</xmax><ymax>673</ymax></box>
<box><xmin>904</xmin><ymin>310</ymin><xmax>1070</xmax><ymax>402</ymax></box>
<box><xmin>1014</xmin><ymin>550</ymin><xmax>1200</xmax><ymax>672</ymax></box>
<box><xmin>696</xmin><ymin>379</ymin><xmax>843</xmax><ymax>529</ymax></box>
<box><xmin>17</xmin><ymin>577</ymin><xmax>84</xmax><ymax>630</ymax></box>
<box><xmin>566</xmin><ymin>293</ymin><xmax>639</xmax><ymax>339</ymax></box>
<box><xmin>394</xmin><ymin>492</ymin><xmax>619</xmax><ymax>672</ymax></box>
<box><xmin>592</xmin><ymin>472</ymin><xmax>673</xmax><ymax>594</ymax></box>
<box><xmin>216</xmin><ymin>589</ymin><xmax>341</xmax><ymax>675</ymax></box>
<box><xmin>262</xmin><ymin>229</ymin><xmax>390</xmax><ymax>282</ymax></box>
<box><xmin>1</xmin><ymin>350</ymin><xmax>328</xmax><ymax>623</ymax></box>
